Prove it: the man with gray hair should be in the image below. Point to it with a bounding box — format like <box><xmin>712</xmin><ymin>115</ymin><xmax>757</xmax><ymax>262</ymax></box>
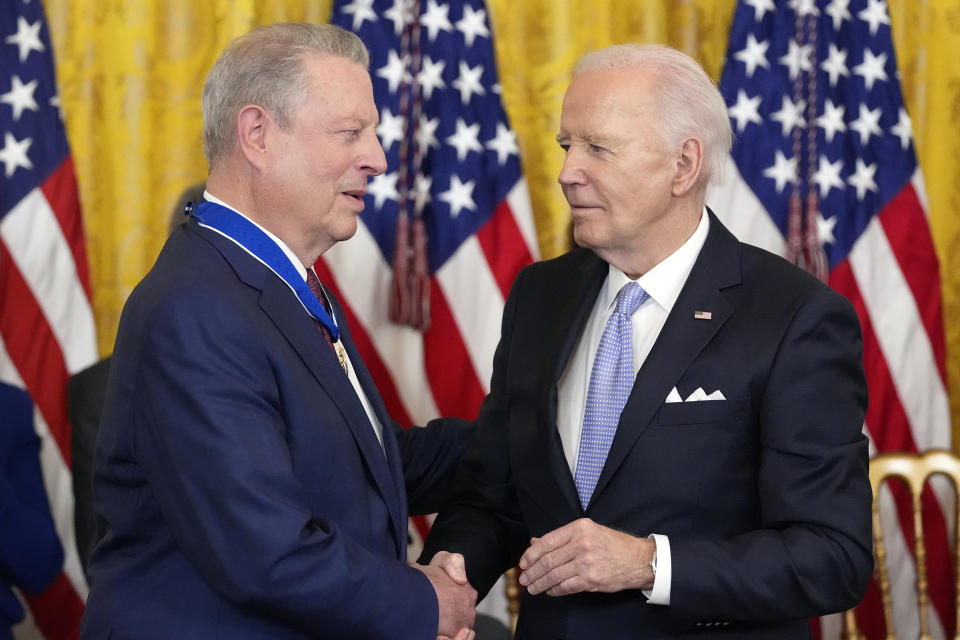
<box><xmin>81</xmin><ymin>23</ymin><xmax>476</xmax><ymax>640</ymax></box>
<box><xmin>422</xmin><ymin>43</ymin><xmax>872</xmax><ymax>638</ymax></box>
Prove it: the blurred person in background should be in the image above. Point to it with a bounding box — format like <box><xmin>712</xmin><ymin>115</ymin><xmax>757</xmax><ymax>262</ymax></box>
<box><xmin>1</xmin><ymin>380</ymin><xmax>63</xmax><ymax>640</ymax></box>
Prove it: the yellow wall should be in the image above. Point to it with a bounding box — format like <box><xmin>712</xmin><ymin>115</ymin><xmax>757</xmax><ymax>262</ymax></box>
<box><xmin>45</xmin><ymin>0</ymin><xmax>960</xmax><ymax>438</ymax></box>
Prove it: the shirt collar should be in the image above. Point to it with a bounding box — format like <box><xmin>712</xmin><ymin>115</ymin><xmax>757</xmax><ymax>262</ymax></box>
<box><xmin>203</xmin><ymin>190</ymin><xmax>309</xmax><ymax>281</ymax></box>
<box><xmin>602</xmin><ymin>207</ymin><xmax>711</xmax><ymax>314</ymax></box>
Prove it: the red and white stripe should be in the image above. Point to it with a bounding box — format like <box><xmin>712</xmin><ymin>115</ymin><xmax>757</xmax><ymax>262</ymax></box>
<box><xmin>321</xmin><ymin>179</ymin><xmax>538</xmax><ymax>421</ymax></box>
<box><xmin>709</xmin><ymin>164</ymin><xmax>952</xmax><ymax>639</ymax></box>
<box><xmin>1</xmin><ymin>157</ymin><xmax>94</xmax><ymax>639</ymax></box>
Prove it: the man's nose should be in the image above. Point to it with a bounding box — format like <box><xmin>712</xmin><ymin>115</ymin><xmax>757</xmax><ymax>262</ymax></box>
<box><xmin>558</xmin><ymin>149</ymin><xmax>585</xmax><ymax>186</ymax></box>
<box><xmin>363</xmin><ymin>130</ymin><xmax>387</xmax><ymax>176</ymax></box>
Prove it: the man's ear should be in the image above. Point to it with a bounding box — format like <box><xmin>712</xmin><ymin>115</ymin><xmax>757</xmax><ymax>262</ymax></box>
<box><xmin>236</xmin><ymin>104</ymin><xmax>270</xmax><ymax>169</ymax></box>
<box><xmin>672</xmin><ymin>137</ymin><xmax>705</xmax><ymax>196</ymax></box>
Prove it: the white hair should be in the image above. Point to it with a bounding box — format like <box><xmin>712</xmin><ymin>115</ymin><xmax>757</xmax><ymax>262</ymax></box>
<box><xmin>202</xmin><ymin>22</ymin><xmax>370</xmax><ymax>167</ymax></box>
<box><xmin>574</xmin><ymin>44</ymin><xmax>732</xmax><ymax>185</ymax></box>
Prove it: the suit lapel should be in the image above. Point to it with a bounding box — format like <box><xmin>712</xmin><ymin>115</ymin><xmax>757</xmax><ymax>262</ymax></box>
<box><xmin>590</xmin><ymin>212</ymin><xmax>742</xmax><ymax>505</ymax></box>
<box><xmin>539</xmin><ymin>251</ymin><xmax>608</xmax><ymax>516</ymax></box>
<box><xmin>548</xmin><ymin>252</ymin><xmax>610</xmax><ymax>382</ymax></box>
<box><xmin>329</xmin><ymin>292</ymin><xmax>409</xmax><ymax>558</ymax></box>
<box><xmin>191</xmin><ymin>223</ymin><xmax>406</xmax><ymax>551</ymax></box>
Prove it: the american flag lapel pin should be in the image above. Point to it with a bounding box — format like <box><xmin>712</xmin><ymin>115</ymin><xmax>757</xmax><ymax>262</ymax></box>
<box><xmin>694</xmin><ymin>310</ymin><xmax>712</xmax><ymax>320</ymax></box>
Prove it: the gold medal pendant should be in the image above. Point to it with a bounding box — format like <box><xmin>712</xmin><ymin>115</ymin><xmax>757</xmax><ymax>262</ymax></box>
<box><xmin>334</xmin><ymin>340</ymin><xmax>348</xmax><ymax>374</ymax></box>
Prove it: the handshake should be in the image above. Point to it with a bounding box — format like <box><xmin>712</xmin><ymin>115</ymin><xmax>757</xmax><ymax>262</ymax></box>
<box><xmin>414</xmin><ymin>519</ymin><xmax>659</xmax><ymax>640</ymax></box>
<box><xmin>413</xmin><ymin>551</ymin><xmax>478</xmax><ymax>640</ymax></box>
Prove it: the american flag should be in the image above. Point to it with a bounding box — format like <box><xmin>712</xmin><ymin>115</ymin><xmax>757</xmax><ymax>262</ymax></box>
<box><xmin>706</xmin><ymin>0</ymin><xmax>952</xmax><ymax>637</ymax></box>
<box><xmin>1</xmin><ymin>0</ymin><xmax>94</xmax><ymax>638</ymax></box>
<box><xmin>324</xmin><ymin>0</ymin><xmax>538</xmax><ymax>623</ymax></box>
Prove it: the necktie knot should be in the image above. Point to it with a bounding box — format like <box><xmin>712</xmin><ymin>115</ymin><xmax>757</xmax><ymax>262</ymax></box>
<box><xmin>306</xmin><ymin>268</ymin><xmax>328</xmax><ymax>312</ymax></box>
<box><xmin>306</xmin><ymin>268</ymin><xmax>348</xmax><ymax>373</ymax></box>
<box><xmin>615</xmin><ymin>281</ymin><xmax>648</xmax><ymax>317</ymax></box>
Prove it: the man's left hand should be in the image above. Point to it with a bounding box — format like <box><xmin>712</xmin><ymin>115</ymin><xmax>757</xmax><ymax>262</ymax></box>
<box><xmin>517</xmin><ymin>518</ymin><xmax>655</xmax><ymax>596</ymax></box>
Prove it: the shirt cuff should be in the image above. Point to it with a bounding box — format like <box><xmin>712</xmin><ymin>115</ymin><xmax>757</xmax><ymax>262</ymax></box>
<box><xmin>642</xmin><ymin>533</ymin><xmax>671</xmax><ymax>605</ymax></box>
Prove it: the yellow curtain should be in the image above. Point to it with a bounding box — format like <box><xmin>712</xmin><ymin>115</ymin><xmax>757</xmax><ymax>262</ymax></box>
<box><xmin>45</xmin><ymin>0</ymin><xmax>960</xmax><ymax>438</ymax></box>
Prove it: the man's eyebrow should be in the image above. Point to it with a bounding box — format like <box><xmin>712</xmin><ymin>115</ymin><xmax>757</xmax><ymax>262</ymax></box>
<box><xmin>555</xmin><ymin>132</ymin><xmax>611</xmax><ymax>146</ymax></box>
<box><xmin>326</xmin><ymin>116</ymin><xmax>378</xmax><ymax>132</ymax></box>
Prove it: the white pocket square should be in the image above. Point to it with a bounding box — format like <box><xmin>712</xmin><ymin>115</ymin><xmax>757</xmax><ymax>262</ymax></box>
<box><xmin>665</xmin><ymin>386</ymin><xmax>726</xmax><ymax>403</ymax></box>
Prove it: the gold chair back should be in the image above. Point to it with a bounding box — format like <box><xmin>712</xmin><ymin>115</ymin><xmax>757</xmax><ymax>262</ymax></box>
<box><xmin>505</xmin><ymin>567</ymin><xmax>521</xmax><ymax>634</ymax></box>
<box><xmin>843</xmin><ymin>449</ymin><xmax>960</xmax><ymax>640</ymax></box>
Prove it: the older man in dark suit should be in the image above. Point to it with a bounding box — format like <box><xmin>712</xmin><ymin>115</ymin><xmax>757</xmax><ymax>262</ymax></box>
<box><xmin>80</xmin><ymin>23</ymin><xmax>476</xmax><ymax>640</ymax></box>
<box><xmin>422</xmin><ymin>44</ymin><xmax>872</xmax><ymax>639</ymax></box>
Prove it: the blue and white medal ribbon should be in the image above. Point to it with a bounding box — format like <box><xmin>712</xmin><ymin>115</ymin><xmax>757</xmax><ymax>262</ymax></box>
<box><xmin>189</xmin><ymin>200</ymin><xmax>341</xmax><ymax>342</ymax></box>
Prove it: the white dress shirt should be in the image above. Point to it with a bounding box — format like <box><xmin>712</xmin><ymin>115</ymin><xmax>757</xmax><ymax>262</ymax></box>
<box><xmin>200</xmin><ymin>191</ymin><xmax>385</xmax><ymax>450</ymax></box>
<box><xmin>556</xmin><ymin>208</ymin><xmax>710</xmax><ymax>605</ymax></box>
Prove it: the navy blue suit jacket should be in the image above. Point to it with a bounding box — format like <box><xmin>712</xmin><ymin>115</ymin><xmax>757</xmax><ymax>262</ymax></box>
<box><xmin>81</xmin><ymin>219</ymin><xmax>471</xmax><ymax>639</ymax></box>
<box><xmin>423</xmin><ymin>211</ymin><xmax>873</xmax><ymax>639</ymax></box>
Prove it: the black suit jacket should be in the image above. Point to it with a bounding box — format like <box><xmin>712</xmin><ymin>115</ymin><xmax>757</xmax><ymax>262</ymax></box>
<box><xmin>422</xmin><ymin>211</ymin><xmax>872</xmax><ymax>639</ymax></box>
<box><xmin>68</xmin><ymin>356</ymin><xmax>111</xmax><ymax>576</ymax></box>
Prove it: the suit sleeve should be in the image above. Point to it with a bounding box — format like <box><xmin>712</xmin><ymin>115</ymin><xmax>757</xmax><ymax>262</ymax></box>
<box><xmin>396</xmin><ymin>417</ymin><xmax>474</xmax><ymax>516</ymax></box>
<box><xmin>667</xmin><ymin>287</ymin><xmax>873</xmax><ymax>625</ymax></box>
<box><xmin>133</xmin><ymin>285</ymin><xmax>438</xmax><ymax>640</ymax></box>
<box><xmin>419</xmin><ymin>270</ymin><xmax>530</xmax><ymax>599</ymax></box>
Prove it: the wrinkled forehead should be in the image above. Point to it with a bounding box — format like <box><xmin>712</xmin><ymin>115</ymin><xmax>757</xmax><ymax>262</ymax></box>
<box><xmin>301</xmin><ymin>53</ymin><xmax>373</xmax><ymax>95</ymax></box>
<box><xmin>300</xmin><ymin>54</ymin><xmax>378</xmax><ymax>117</ymax></box>
<box><xmin>560</xmin><ymin>67</ymin><xmax>661</xmax><ymax>129</ymax></box>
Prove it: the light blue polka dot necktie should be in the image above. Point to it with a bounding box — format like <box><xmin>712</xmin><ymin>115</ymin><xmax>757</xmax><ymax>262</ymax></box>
<box><xmin>574</xmin><ymin>281</ymin><xmax>649</xmax><ymax>509</ymax></box>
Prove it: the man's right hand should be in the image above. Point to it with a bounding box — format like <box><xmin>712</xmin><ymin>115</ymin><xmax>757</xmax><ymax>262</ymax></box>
<box><xmin>413</xmin><ymin>553</ymin><xmax>477</xmax><ymax>638</ymax></box>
